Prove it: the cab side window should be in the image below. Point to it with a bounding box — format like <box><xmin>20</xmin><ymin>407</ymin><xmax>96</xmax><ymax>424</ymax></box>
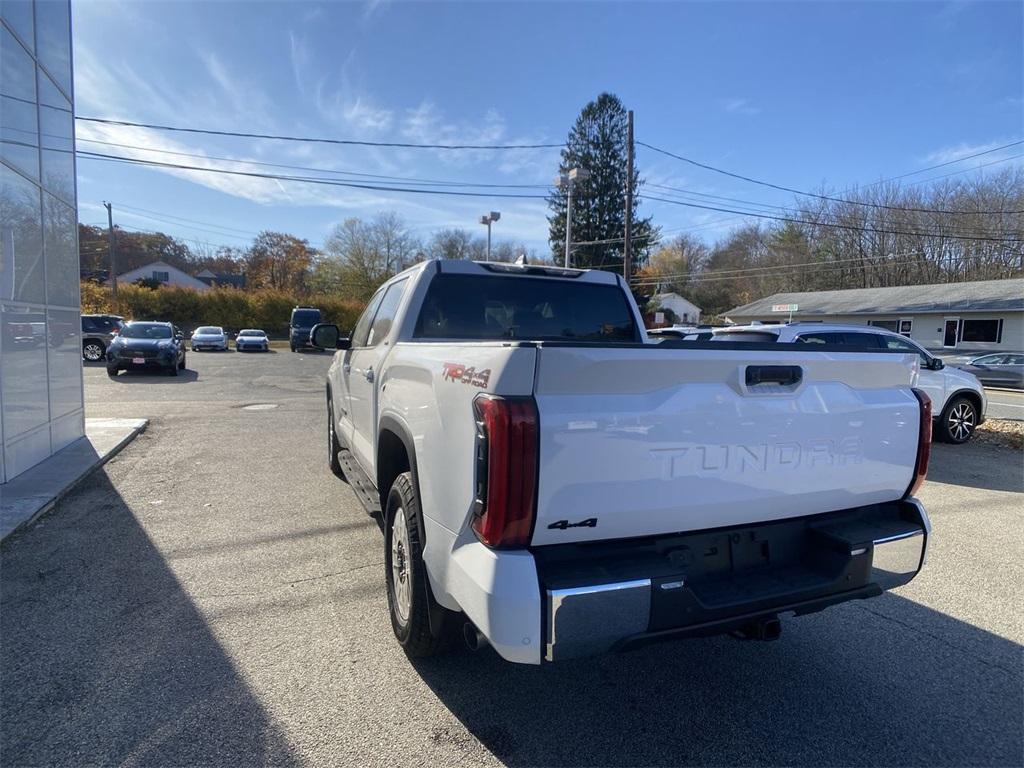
<box><xmin>366</xmin><ymin>278</ymin><xmax>408</xmax><ymax>347</ymax></box>
<box><xmin>351</xmin><ymin>289</ymin><xmax>386</xmax><ymax>348</ymax></box>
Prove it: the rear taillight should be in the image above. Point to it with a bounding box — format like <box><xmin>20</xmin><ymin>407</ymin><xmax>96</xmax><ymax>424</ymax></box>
<box><xmin>472</xmin><ymin>395</ymin><xmax>538</xmax><ymax>548</ymax></box>
<box><xmin>906</xmin><ymin>388</ymin><xmax>932</xmax><ymax>498</ymax></box>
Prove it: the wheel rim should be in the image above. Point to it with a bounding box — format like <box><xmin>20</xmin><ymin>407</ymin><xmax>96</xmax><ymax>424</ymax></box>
<box><xmin>391</xmin><ymin>508</ymin><xmax>412</xmax><ymax>625</ymax></box>
<box><xmin>84</xmin><ymin>343</ymin><xmax>103</xmax><ymax>361</ymax></box>
<box><xmin>948</xmin><ymin>402</ymin><xmax>975</xmax><ymax>441</ymax></box>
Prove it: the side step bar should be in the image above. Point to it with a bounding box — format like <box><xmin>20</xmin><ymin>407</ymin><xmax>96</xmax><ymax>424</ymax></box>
<box><xmin>337</xmin><ymin>449</ymin><xmax>382</xmax><ymax>515</ymax></box>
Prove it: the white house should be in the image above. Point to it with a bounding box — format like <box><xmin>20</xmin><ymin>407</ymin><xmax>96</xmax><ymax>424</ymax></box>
<box><xmin>116</xmin><ymin>261</ymin><xmax>210</xmax><ymax>292</ymax></box>
<box><xmin>652</xmin><ymin>292</ymin><xmax>702</xmax><ymax>325</ymax></box>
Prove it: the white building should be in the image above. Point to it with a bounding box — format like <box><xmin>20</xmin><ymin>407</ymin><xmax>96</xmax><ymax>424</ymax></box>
<box><xmin>726</xmin><ymin>279</ymin><xmax>1024</xmax><ymax>354</ymax></box>
<box><xmin>652</xmin><ymin>292</ymin><xmax>702</xmax><ymax>325</ymax></box>
<box><xmin>1</xmin><ymin>0</ymin><xmax>82</xmax><ymax>482</ymax></box>
<box><xmin>117</xmin><ymin>261</ymin><xmax>211</xmax><ymax>292</ymax></box>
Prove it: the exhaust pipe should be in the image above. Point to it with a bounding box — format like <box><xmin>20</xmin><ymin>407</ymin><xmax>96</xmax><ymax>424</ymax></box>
<box><xmin>734</xmin><ymin>616</ymin><xmax>782</xmax><ymax>641</ymax></box>
<box><xmin>463</xmin><ymin>622</ymin><xmax>489</xmax><ymax>651</ymax></box>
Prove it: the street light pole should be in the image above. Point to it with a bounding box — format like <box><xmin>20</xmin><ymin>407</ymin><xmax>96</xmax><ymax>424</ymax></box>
<box><xmin>479</xmin><ymin>211</ymin><xmax>500</xmax><ymax>260</ymax></box>
<box><xmin>555</xmin><ymin>167</ymin><xmax>589</xmax><ymax>268</ymax></box>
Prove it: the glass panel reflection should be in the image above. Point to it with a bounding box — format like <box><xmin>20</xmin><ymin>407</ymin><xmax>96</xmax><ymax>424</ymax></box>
<box><xmin>1</xmin><ymin>25</ymin><xmax>40</xmax><ymax>179</ymax></box>
<box><xmin>43</xmin><ymin>191</ymin><xmax>77</xmax><ymax>306</ymax></box>
<box><xmin>1</xmin><ymin>163</ymin><xmax>45</xmax><ymax>304</ymax></box>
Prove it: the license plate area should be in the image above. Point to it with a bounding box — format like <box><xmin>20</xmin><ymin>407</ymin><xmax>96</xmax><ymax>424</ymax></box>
<box><xmin>131</xmin><ymin>357</ymin><xmax>145</xmax><ymax>364</ymax></box>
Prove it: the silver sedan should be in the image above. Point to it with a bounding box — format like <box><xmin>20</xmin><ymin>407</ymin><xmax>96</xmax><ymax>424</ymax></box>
<box><xmin>190</xmin><ymin>326</ymin><xmax>228</xmax><ymax>351</ymax></box>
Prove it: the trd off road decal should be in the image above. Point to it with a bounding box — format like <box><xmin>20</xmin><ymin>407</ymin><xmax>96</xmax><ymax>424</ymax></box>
<box><xmin>442</xmin><ymin>362</ymin><xmax>491</xmax><ymax>388</ymax></box>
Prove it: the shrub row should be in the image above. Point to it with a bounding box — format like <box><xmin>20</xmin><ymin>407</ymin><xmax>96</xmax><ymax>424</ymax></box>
<box><xmin>80</xmin><ymin>282</ymin><xmax>364</xmax><ymax>337</ymax></box>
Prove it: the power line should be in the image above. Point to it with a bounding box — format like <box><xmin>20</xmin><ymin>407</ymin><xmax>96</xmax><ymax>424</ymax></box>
<box><xmin>76</xmin><ymin>150</ymin><xmax>551</xmax><ymax>199</ymax></box>
<box><xmin>639</xmin><ymin>194</ymin><xmax>1023</xmax><ymax>243</ymax></box>
<box><xmin>866</xmin><ymin>141</ymin><xmax>1024</xmax><ymax>185</ymax></box>
<box><xmin>644</xmin><ymin>185</ymin><xmax>1021</xmax><ymax>239</ymax></box>
<box><xmin>73</xmin><ymin>136</ymin><xmax>551</xmax><ymax>188</ymax></box>
<box><xmin>75</xmin><ymin>115</ymin><xmax>563</xmax><ymax>150</ymax></box>
<box><xmin>638</xmin><ymin>140</ymin><xmax>1024</xmax><ymax>215</ymax></box>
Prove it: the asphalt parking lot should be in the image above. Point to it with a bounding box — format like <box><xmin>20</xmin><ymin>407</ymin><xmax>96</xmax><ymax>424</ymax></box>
<box><xmin>2</xmin><ymin>349</ymin><xmax>1022</xmax><ymax>767</ymax></box>
<box><xmin>986</xmin><ymin>387</ymin><xmax>1024</xmax><ymax>421</ymax></box>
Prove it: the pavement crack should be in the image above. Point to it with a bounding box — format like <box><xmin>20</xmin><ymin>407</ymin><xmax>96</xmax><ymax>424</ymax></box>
<box><xmin>856</xmin><ymin>604</ymin><xmax>1019</xmax><ymax>675</ymax></box>
<box><xmin>193</xmin><ymin>561</ymin><xmax>382</xmax><ymax>601</ymax></box>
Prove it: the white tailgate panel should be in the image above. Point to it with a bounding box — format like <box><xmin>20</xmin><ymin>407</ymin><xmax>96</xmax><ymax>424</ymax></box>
<box><xmin>532</xmin><ymin>346</ymin><xmax>920</xmax><ymax>545</ymax></box>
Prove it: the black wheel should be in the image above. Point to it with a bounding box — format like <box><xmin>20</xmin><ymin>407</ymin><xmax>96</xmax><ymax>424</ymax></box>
<box><xmin>937</xmin><ymin>395</ymin><xmax>977</xmax><ymax>444</ymax></box>
<box><xmin>167</xmin><ymin>363</ymin><xmax>178</xmax><ymax>377</ymax></box>
<box><xmin>290</xmin><ymin>344</ymin><xmax>297</xmax><ymax>352</ymax></box>
<box><xmin>106</xmin><ymin>366</ymin><xmax>119</xmax><ymax>378</ymax></box>
<box><xmin>179</xmin><ymin>352</ymin><xmax>186</xmax><ymax>370</ymax></box>
<box><xmin>82</xmin><ymin>340</ymin><xmax>105</xmax><ymax>362</ymax></box>
<box><xmin>385</xmin><ymin>472</ymin><xmax>456</xmax><ymax>657</ymax></box>
<box><xmin>327</xmin><ymin>397</ymin><xmax>344</xmax><ymax>478</ymax></box>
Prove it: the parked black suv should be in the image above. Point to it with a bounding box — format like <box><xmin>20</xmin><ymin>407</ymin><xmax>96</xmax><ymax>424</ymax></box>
<box><xmin>81</xmin><ymin>314</ymin><xmax>125</xmax><ymax>361</ymax></box>
<box><xmin>106</xmin><ymin>321</ymin><xmax>187</xmax><ymax>377</ymax></box>
<box><xmin>290</xmin><ymin>306</ymin><xmax>322</xmax><ymax>352</ymax></box>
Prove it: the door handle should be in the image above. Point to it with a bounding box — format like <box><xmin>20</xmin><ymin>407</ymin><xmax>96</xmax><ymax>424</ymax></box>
<box><xmin>364</xmin><ymin>367</ymin><xmax>375</xmax><ymax>383</ymax></box>
<box><xmin>746</xmin><ymin>365</ymin><xmax>802</xmax><ymax>386</ymax></box>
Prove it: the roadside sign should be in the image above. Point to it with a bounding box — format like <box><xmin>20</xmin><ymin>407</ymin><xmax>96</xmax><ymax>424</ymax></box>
<box><xmin>771</xmin><ymin>304</ymin><xmax>798</xmax><ymax>312</ymax></box>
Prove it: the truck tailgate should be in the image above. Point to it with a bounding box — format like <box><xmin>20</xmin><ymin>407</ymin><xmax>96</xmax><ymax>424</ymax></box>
<box><xmin>531</xmin><ymin>345</ymin><xmax>921</xmax><ymax>546</ymax></box>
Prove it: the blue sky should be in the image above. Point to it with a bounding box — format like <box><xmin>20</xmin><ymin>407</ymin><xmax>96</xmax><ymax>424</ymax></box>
<box><xmin>72</xmin><ymin>0</ymin><xmax>1023</xmax><ymax>257</ymax></box>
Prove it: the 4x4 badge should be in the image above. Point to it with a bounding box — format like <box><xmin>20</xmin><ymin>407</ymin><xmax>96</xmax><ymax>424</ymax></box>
<box><xmin>547</xmin><ymin>518</ymin><xmax>598</xmax><ymax>530</ymax></box>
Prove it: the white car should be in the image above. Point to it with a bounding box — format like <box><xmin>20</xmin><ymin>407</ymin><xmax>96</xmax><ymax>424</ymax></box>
<box><xmin>712</xmin><ymin>323</ymin><xmax>987</xmax><ymax>443</ymax></box>
<box><xmin>190</xmin><ymin>326</ymin><xmax>228</xmax><ymax>352</ymax></box>
<box><xmin>235</xmin><ymin>328</ymin><xmax>269</xmax><ymax>352</ymax></box>
<box><xmin>309</xmin><ymin>260</ymin><xmax>932</xmax><ymax>664</ymax></box>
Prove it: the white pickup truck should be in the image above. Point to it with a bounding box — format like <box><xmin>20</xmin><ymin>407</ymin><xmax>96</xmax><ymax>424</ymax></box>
<box><xmin>311</xmin><ymin>260</ymin><xmax>932</xmax><ymax>664</ymax></box>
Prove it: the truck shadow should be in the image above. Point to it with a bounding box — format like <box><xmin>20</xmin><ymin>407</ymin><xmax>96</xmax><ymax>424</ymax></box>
<box><xmin>0</xmin><ymin>471</ymin><xmax>298</xmax><ymax>767</ymax></box>
<box><xmin>413</xmin><ymin>595</ymin><xmax>1022</xmax><ymax>767</ymax></box>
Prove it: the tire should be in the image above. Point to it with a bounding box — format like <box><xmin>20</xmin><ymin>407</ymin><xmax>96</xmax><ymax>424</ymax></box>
<box><xmin>106</xmin><ymin>366</ymin><xmax>119</xmax><ymax>378</ymax></box>
<box><xmin>327</xmin><ymin>397</ymin><xmax>344</xmax><ymax>478</ymax></box>
<box><xmin>290</xmin><ymin>344</ymin><xmax>297</xmax><ymax>353</ymax></box>
<box><xmin>178</xmin><ymin>352</ymin><xmax>186</xmax><ymax>370</ymax></box>
<box><xmin>385</xmin><ymin>472</ymin><xmax>455</xmax><ymax>657</ymax></box>
<box><xmin>167</xmin><ymin>363</ymin><xmax>178</xmax><ymax>377</ymax></box>
<box><xmin>937</xmin><ymin>395</ymin><xmax>977</xmax><ymax>444</ymax></box>
<box><xmin>82</xmin><ymin>340</ymin><xmax>105</xmax><ymax>362</ymax></box>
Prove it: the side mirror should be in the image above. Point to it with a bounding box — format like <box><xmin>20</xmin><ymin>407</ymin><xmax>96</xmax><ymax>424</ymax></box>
<box><xmin>174</xmin><ymin>332</ymin><xmax>184</xmax><ymax>341</ymax></box>
<box><xmin>311</xmin><ymin>323</ymin><xmax>350</xmax><ymax>350</ymax></box>
<box><xmin>929</xmin><ymin>358</ymin><xmax>944</xmax><ymax>371</ymax></box>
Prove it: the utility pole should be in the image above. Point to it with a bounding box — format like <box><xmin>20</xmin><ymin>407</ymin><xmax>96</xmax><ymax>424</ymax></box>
<box><xmin>103</xmin><ymin>201</ymin><xmax>117</xmax><ymax>299</ymax></box>
<box><xmin>623</xmin><ymin>109</ymin><xmax>634</xmax><ymax>283</ymax></box>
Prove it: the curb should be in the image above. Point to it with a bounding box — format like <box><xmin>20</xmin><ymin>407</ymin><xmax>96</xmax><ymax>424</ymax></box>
<box><xmin>1</xmin><ymin>420</ymin><xmax>149</xmax><ymax>544</ymax></box>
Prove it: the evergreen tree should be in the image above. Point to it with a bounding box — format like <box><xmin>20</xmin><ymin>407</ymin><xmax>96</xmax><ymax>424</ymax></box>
<box><xmin>548</xmin><ymin>93</ymin><xmax>657</xmax><ymax>271</ymax></box>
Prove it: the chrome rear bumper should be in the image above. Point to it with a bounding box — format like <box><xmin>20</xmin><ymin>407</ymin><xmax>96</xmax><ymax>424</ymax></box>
<box><xmin>542</xmin><ymin>500</ymin><xmax>929</xmax><ymax>662</ymax></box>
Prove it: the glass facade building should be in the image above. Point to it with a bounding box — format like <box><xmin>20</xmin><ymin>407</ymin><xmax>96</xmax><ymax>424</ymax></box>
<box><xmin>1</xmin><ymin>0</ymin><xmax>82</xmax><ymax>482</ymax></box>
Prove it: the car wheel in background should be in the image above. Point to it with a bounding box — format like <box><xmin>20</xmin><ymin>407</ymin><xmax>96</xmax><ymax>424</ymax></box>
<box><xmin>937</xmin><ymin>395</ymin><xmax>977</xmax><ymax>444</ymax></box>
<box><xmin>82</xmin><ymin>341</ymin><xmax>105</xmax><ymax>361</ymax></box>
<box><xmin>384</xmin><ymin>471</ymin><xmax>455</xmax><ymax>657</ymax></box>
<box><xmin>179</xmin><ymin>353</ymin><xmax>186</xmax><ymax>370</ymax></box>
<box><xmin>166</xmin><ymin>363</ymin><xmax>178</xmax><ymax>377</ymax></box>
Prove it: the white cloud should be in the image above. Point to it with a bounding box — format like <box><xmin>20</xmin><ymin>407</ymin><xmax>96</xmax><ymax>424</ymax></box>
<box><xmin>922</xmin><ymin>139</ymin><xmax>1018</xmax><ymax>165</ymax></box>
<box><xmin>721</xmin><ymin>98</ymin><xmax>760</xmax><ymax>116</ymax></box>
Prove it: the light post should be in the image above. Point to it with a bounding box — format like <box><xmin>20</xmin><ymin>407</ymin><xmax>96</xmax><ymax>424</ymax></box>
<box><xmin>479</xmin><ymin>211</ymin><xmax>500</xmax><ymax>259</ymax></box>
<box><xmin>554</xmin><ymin>167</ymin><xmax>589</xmax><ymax>267</ymax></box>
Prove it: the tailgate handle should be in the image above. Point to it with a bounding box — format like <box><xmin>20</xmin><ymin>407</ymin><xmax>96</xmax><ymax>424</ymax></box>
<box><xmin>746</xmin><ymin>365</ymin><xmax>802</xmax><ymax>386</ymax></box>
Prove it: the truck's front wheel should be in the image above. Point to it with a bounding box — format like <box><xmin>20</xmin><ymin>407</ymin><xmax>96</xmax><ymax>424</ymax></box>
<box><xmin>385</xmin><ymin>472</ymin><xmax>453</xmax><ymax>657</ymax></box>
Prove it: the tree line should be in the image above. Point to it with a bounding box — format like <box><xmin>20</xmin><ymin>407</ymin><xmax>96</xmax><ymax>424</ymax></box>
<box><xmin>635</xmin><ymin>167</ymin><xmax>1023</xmax><ymax>316</ymax></box>
<box><xmin>78</xmin><ymin>215</ymin><xmax>536</xmax><ymax>302</ymax></box>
